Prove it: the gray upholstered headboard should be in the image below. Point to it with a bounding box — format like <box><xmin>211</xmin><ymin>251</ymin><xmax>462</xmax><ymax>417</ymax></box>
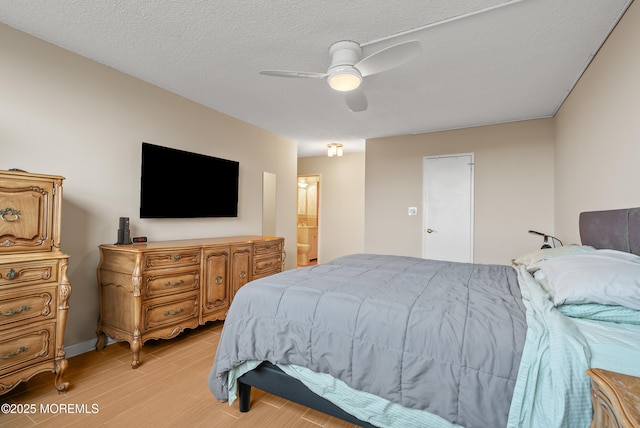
<box><xmin>579</xmin><ymin>207</ymin><xmax>640</xmax><ymax>256</ymax></box>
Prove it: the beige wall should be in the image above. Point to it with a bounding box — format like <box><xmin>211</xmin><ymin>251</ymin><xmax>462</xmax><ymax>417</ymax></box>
<box><xmin>0</xmin><ymin>24</ymin><xmax>297</xmax><ymax>352</ymax></box>
<box><xmin>365</xmin><ymin>120</ymin><xmax>556</xmax><ymax>264</ymax></box>
<box><xmin>554</xmin><ymin>0</ymin><xmax>640</xmax><ymax>243</ymax></box>
<box><xmin>298</xmin><ymin>153</ymin><xmax>365</xmax><ymax>263</ymax></box>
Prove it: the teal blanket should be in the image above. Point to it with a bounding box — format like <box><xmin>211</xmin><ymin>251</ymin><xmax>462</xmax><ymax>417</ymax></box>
<box><xmin>508</xmin><ymin>265</ymin><xmax>640</xmax><ymax>427</ymax></box>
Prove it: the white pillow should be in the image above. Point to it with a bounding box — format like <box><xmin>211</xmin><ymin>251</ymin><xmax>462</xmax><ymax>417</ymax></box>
<box><xmin>538</xmin><ymin>250</ymin><xmax>640</xmax><ymax>310</ymax></box>
<box><xmin>589</xmin><ymin>249</ymin><xmax>640</xmax><ymax>262</ymax></box>
<box><xmin>512</xmin><ymin>245</ymin><xmax>595</xmax><ymax>272</ymax></box>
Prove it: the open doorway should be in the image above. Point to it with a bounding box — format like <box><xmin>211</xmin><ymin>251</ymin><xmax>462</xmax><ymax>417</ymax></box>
<box><xmin>297</xmin><ymin>175</ymin><xmax>319</xmax><ymax>267</ymax></box>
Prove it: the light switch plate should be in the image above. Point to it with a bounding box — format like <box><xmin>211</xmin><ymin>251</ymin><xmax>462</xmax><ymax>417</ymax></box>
<box><xmin>408</xmin><ymin>207</ymin><xmax>418</xmax><ymax>216</ymax></box>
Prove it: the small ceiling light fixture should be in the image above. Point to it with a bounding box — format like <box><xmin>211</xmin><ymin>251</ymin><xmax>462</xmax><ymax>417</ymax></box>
<box><xmin>327</xmin><ymin>143</ymin><xmax>343</xmax><ymax>157</ymax></box>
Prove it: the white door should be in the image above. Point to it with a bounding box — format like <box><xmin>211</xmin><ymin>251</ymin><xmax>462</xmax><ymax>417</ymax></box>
<box><xmin>423</xmin><ymin>154</ymin><xmax>474</xmax><ymax>262</ymax></box>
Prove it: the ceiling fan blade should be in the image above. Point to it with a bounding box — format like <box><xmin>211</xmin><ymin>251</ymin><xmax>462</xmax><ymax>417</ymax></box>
<box><xmin>355</xmin><ymin>40</ymin><xmax>421</xmax><ymax>77</ymax></box>
<box><xmin>259</xmin><ymin>70</ymin><xmax>328</xmax><ymax>79</ymax></box>
<box><xmin>345</xmin><ymin>90</ymin><xmax>367</xmax><ymax>112</ymax></box>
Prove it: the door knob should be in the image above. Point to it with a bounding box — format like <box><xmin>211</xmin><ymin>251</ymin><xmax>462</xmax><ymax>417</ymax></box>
<box><xmin>426</xmin><ymin>228</ymin><xmax>437</xmax><ymax>234</ymax></box>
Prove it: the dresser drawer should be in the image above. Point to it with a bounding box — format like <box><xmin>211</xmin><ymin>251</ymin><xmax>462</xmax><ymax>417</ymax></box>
<box><xmin>143</xmin><ymin>249</ymin><xmax>201</xmax><ymax>271</ymax></box>
<box><xmin>253</xmin><ymin>253</ymin><xmax>283</xmax><ymax>277</ymax></box>
<box><xmin>0</xmin><ymin>285</ymin><xmax>57</xmax><ymax>329</ymax></box>
<box><xmin>253</xmin><ymin>239</ymin><xmax>283</xmax><ymax>256</ymax></box>
<box><xmin>0</xmin><ymin>258</ymin><xmax>58</xmax><ymax>289</ymax></box>
<box><xmin>143</xmin><ymin>269</ymin><xmax>199</xmax><ymax>299</ymax></box>
<box><xmin>142</xmin><ymin>293</ymin><xmax>199</xmax><ymax>331</ymax></box>
<box><xmin>0</xmin><ymin>323</ymin><xmax>55</xmax><ymax>376</ymax></box>
<box><xmin>0</xmin><ymin>176</ymin><xmax>57</xmax><ymax>254</ymax></box>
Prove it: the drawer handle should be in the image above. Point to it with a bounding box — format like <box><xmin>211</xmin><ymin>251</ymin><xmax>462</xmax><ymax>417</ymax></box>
<box><xmin>164</xmin><ymin>279</ymin><xmax>185</xmax><ymax>287</ymax></box>
<box><xmin>173</xmin><ymin>255</ymin><xmax>182</xmax><ymax>261</ymax></box>
<box><xmin>1</xmin><ymin>305</ymin><xmax>32</xmax><ymax>317</ymax></box>
<box><xmin>263</xmin><ymin>261</ymin><xmax>273</xmax><ymax>267</ymax></box>
<box><xmin>214</xmin><ymin>275</ymin><xmax>223</xmax><ymax>285</ymax></box>
<box><xmin>5</xmin><ymin>268</ymin><xmax>16</xmax><ymax>280</ymax></box>
<box><xmin>0</xmin><ymin>208</ymin><xmax>21</xmax><ymax>222</ymax></box>
<box><xmin>239</xmin><ymin>270</ymin><xmax>246</xmax><ymax>279</ymax></box>
<box><xmin>1</xmin><ymin>346</ymin><xmax>28</xmax><ymax>360</ymax></box>
<box><xmin>164</xmin><ymin>307</ymin><xmax>184</xmax><ymax>317</ymax></box>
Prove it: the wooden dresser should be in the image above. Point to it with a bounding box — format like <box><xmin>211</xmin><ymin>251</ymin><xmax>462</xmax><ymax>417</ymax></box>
<box><xmin>0</xmin><ymin>170</ymin><xmax>71</xmax><ymax>394</ymax></box>
<box><xmin>588</xmin><ymin>368</ymin><xmax>640</xmax><ymax>427</ymax></box>
<box><xmin>96</xmin><ymin>235</ymin><xmax>284</xmax><ymax>368</ymax></box>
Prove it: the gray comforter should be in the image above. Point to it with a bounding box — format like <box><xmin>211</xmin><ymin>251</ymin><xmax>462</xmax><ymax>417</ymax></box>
<box><xmin>209</xmin><ymin>254</ymin><xmax>526</xmax><ymax>428</ymax></box>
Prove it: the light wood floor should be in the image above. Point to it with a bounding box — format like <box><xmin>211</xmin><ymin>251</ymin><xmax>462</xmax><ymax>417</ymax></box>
<box><xmin>0</xmin><ymin>321</ymin><xmax>358</xmax><ymax>428</ymax></box>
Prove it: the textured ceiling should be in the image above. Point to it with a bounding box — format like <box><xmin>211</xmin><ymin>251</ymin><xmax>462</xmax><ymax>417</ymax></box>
<box><xmin>0</xmin><ymin>0</ymin><xmax>633</xmax><ymax>156</ymax></box>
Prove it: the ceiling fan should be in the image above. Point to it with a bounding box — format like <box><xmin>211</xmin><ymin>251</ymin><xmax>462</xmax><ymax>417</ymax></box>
<box><xmin>259</xmin><ymin>39</ymin><xmax>421</xmax><ymax>112</ymax></box>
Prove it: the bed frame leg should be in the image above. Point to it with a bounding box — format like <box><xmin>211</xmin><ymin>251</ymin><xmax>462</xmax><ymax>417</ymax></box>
<box><xmin>238</xmin><ymin>381</ymin><xmax>252</xmax><ymax>412</ymax></box>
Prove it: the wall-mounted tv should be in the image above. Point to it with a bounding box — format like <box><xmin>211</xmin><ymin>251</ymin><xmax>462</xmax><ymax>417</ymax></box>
<box><xmin>140</xmin><ymin>142</ymin><xmax>239</xmax><ymax>218</ymax></box>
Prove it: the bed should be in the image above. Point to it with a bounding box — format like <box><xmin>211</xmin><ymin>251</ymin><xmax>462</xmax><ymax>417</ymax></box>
<box><xmin>208</xmin><ymin>207</ymin><xmax>640</xmax><ymax>427</ymax></box>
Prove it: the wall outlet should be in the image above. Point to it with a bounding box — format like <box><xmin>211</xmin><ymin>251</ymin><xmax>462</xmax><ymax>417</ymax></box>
<box><xmin>408</xmin><ymin>207</ymin><xmax>418</xmax><ymax>216</ymax></box>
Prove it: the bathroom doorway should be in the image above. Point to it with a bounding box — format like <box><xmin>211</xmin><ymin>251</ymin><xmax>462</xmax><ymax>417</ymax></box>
<box><xmin>297</xmin><ymin>175</ymin><xmax>319</xmax><ymax>267</ymax></box>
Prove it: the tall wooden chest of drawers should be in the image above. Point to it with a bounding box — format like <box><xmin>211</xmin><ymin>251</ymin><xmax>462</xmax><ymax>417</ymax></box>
<box><xmin>96</xmin><ymin>235</ymin><xmax>284</xmax><ymax>368</ymax></box>
<box><xmin>0</xmin><ymin>170</ymin><xmax>71</xmax><ymax>394</ymax></box>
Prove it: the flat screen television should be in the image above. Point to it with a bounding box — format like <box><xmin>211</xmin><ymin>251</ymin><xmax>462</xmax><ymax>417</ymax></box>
<box><xmin>140</xmin><ymin>142</ymin><xmax>239</xmax><ymax>218</ymax></box>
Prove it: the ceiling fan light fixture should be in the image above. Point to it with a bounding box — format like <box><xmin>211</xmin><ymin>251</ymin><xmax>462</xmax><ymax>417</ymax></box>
<box><xmin>327</xmin><ymin>66</ymin><xmax>362</xmax><ymax>92</ymax></box>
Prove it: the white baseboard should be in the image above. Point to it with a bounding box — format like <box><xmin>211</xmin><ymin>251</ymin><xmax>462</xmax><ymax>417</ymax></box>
<box><xmin>65</xmin><ymin>337</ymin><xmax>115</xmax><ymax>358</ymax></box>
